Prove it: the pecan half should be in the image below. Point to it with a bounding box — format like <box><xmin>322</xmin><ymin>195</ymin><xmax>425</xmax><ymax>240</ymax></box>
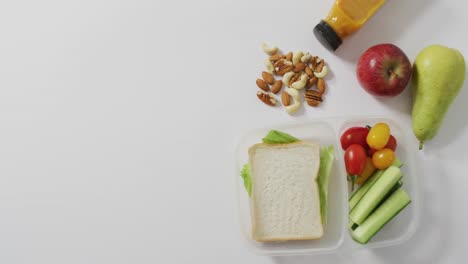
<box><xmin>305</xmin><ymin>89</ymin><xmax>323</xmax><ymax>107</ymax></box>
<box><xmin>269</xmin><ymin>54</ymin><xmax>283</xmax><ymax>62</ymax></box>
<box><xmin>305</xmin><ymin>66</ymin><xmax>313</xmax><ymax>77</ymax></box>
<box><xmin>293</xmin><ymin>62</ymin><xmax>306</xmax><ymax>73</ymax></box>
<box><xmin>274</xmin><ymin>59</ymin><xmax>293</xmax><ymax>76</ymax></box>
<box><xmin>257</xmin><ymin>91</ymin><xmax>277</xmax><ymax>106</ymax></box>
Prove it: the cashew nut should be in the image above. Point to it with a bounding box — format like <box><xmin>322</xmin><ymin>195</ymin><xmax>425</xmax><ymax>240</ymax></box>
<box><xmin>282</xmin><ymin>72</ymin><xmax>295</xmax><ymax>87</ymax></box>
<box><xmin>291</xmin><ymin>73</ymin><xmax>309</xmax><ymax>90</ymax></box>
<box><xmin>264</xmin><ymin>59</ymin><xmax>275</xmax><ymax>73</ymax></box>
<box><xmin>301</xmin><ymin>53</ymin><xmax>312</xmax><ymax>63</ymax></box>
<box><xmin>285</xmin><ymin>101</ymin><xmax>301</xmax><ymax>114</ymax></box>
<box><xmin>285</xmin><ymin>87</ymin><xmax>300</xmax><ymax>101</ymax></box>
<box><xmin>313</xmin><ymin>65</ymin><xmax>329</xmax><ymax>78</ymax></box>
<box><xmin>292</xmin><ymin>51</ymin><xmax>303</xmax><ymax>65</ymax></box>
<box><xmin>261</xmin><ymin>42</ymin><xmax>279</xmax><ymax>55</ymax></box>
<box><xmin>285</xmin><ymin>88</ymin><xmax>301</xmax><ymax>114</ymax></box>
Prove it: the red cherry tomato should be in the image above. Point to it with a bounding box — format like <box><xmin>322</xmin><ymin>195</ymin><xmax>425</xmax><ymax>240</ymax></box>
<box><xmin>340</xmin><ymin>127</ymin><xmax>370</xmax><ymax>150</ymax></box>
<box><xmin>386</xmin><ymin>135</ymin><xmax>397</xmax><ymax>150</ymax></box>
<box><xmin>344</xmin><ymin>144</ymin><xmax>367</xmax><ymax>176</ymax></box>
<box><xmin>368</xmin><ymin>135</ymin><xmax>397</xmax><ymax>156</ymax></box>
<box><xmin>344</xmin><ymin>144</ymin><xmax>367</xmax><ymax>191</ymax></box>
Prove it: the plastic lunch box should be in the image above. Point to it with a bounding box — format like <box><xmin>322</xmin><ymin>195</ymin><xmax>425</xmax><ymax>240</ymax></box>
<box><xmin>235</xmin><ymin>117</ymin><xmax>420</xmax><ymax>256</ymax></box>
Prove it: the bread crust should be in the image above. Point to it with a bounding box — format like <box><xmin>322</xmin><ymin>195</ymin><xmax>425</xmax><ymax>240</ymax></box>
<box><xmin>253</xmin><ymin>234</ymin><xmax>323</xmax><ymax>242</ymax></box>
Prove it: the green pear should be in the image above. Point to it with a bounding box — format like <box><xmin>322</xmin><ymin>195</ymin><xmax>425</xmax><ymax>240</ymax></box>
<box><xmin>412</xmin><ymin>45</ymin><xmax>466</xmax><ymax>149</ymax></box>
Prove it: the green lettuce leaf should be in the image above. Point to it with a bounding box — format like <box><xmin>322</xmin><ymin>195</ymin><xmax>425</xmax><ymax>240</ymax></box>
<box><xmin>317</xmin><ymin>145</ymin><xmax>335</xmax><ymax>225</ymax></box>
<box><xmin>262</xmin><ymin>130</ymin><xmax>299</xmax><ymax>144</ymax></box>
<box><xmin>240</xmin><ymin>164</ymin><xmax>252</xmax><ymax>197</ymax></box>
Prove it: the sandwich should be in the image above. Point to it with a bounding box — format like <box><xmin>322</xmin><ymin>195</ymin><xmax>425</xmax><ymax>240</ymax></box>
<box><xmin>248</xmin><ymin>141</ymin><xmax>324</xmax><ymax>242</ymax></box>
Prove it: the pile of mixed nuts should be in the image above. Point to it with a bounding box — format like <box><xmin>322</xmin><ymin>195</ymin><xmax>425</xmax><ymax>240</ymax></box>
<box><xmin>256</xmin><ymin>43</ymin><xmax>330</xmax><ymax>114</ymax></box>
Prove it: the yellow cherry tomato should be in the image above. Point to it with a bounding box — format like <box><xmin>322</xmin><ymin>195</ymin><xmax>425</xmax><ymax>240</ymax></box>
<box><xmin>356</xmin><ymin>157</ymin><xmax>376</xmax><ymax>185</ymax></box>
<box><xmin>372</xmin><ymin>148</ymin><xmax>396</xmax><ymax>169</ymax></box>
<box><xmin>366</xmin><ymin>123</ymin><xmax>391</xmax><ymax>150</ymax></box>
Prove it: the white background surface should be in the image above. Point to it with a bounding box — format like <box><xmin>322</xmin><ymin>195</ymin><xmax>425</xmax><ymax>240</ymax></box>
<box><xmin>0</xmin><ymin>0</ymin><xmax>467</xmax><ymax>263</ymax></box>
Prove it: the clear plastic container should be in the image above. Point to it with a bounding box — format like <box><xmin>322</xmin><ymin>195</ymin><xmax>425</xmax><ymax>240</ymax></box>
<box><xmin>235</xmin><ymin>117</ymin><xmax>420</xmax><ymax>256</ymax></box>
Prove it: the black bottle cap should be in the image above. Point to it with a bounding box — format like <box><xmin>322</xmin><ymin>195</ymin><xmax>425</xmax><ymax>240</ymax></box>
<box><xmin>313</xmin><ymin>20</ymin><xmax>343</xmax><ymax>51</ymax></box>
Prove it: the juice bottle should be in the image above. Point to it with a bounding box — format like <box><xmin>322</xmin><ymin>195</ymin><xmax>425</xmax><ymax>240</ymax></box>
<box><xmin>314</xmin><ymin>0</ymin><xmax>386</xmax><ymax>51</ymax></box>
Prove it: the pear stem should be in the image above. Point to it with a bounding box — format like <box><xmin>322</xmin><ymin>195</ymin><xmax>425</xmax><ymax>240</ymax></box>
<box><xmin>419</xmin><ymin>141</ymin><xmax>424</xmax><ymax>150</ymax></box>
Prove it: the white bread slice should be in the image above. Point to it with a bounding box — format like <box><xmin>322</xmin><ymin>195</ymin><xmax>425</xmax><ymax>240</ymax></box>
<box><xmin>248</xmin><ymin>141</ymin><xmax>323</xmax><ymax>242</ymax></box>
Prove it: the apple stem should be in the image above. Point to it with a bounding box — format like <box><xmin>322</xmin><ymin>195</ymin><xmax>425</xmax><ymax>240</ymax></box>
<box><xmin>419</xmin><ymin>141</ymin><xmax>424</xmax><ymax>150</ymax></box>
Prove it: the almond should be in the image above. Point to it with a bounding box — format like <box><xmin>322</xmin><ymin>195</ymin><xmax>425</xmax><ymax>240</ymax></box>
<box><xmin>308</xmin><ymin>76</ymin><xmax>318</xmax><ymax>87</ymax></box>
<box><xmin>262</xmin><ymin>71</ymin><xmax>275</xmax><ymax>85</ymax></box>
<box><xmin>285</xmin><ymin>52</ymin><xmax>293</xmax><ymax>61</ymax></box>
<box><xmin>305</xmin><ymin>76</ymin><xmax>315</xmax><ymax>89</ymax></box>
<box><xmin>256</xmin><ymin>78</ymin><xmax>269</xmax><ymax>91</ymax></box>
<box><xmin>257</xmin><ymin>91</ymin><xmax>277</xmax><ymax>106</ymax></box>
<box><xmin>293</xmin><ymin>62</ymin><xmax>306</xmax><ymax>73</ymax></box>
<box><xmin>317</xmin><ymin>78</ymin><xmax>326</xmax><ymax>95</ymax></box>
<box><xmin>281</xmin><ymin>91</ymin><xmax>291</xmax><ymax>106</ymax></box>
<box><xmin>271</xmin><ymin>80</ymin><xmax>283</xmax><ymax>94</ymax></box>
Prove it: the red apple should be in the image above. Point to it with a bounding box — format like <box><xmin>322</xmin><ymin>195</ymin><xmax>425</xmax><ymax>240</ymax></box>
<box><xmin>356</xmin><ymin>44</ymin><xmax>412</xmax><ymax>97</ymax></box>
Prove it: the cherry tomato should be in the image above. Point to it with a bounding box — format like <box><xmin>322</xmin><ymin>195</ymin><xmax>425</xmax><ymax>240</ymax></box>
<box><xmin>340</xmin><ymin>126</ymin><xmax>370</xmax><ymax>150</ymax></box>
<box><xmin>356</xmin><ymin>157</ymin><xmax>376</xmax><ymax>185</ymax></box>
<box><xmin>372</xmin><ymin>148</ymin><xmax>396</xmax><ymax>169</ymax></box>
<box><xmin>344</xmin><ymin>144</ymin><xmax>367</xmax><ymax>191</ymax></box>
<box><xmin>369</xmin><ymin>135</ymin><xmax>397</xmax><ymax>156</ymax></box>
<box><xmin>386</xmin><ymin>135</ymin><xmax>397</xmax><ymax>150</ymax></box>
<box><xmin>366</xmin><ymin>123</ymin><xmax>391</xmax><ymax>150</ymax></box>
<box><xmin>344</xmin><ymin>144</ymin><xmax>367</xmax><ymax>175</ymax></box>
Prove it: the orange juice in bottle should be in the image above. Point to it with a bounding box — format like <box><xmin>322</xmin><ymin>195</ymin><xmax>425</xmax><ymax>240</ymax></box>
<box><xmin>314</xmin><ymin>0</ymin><xmax>386</xmax><ymax>51</ymax></box>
